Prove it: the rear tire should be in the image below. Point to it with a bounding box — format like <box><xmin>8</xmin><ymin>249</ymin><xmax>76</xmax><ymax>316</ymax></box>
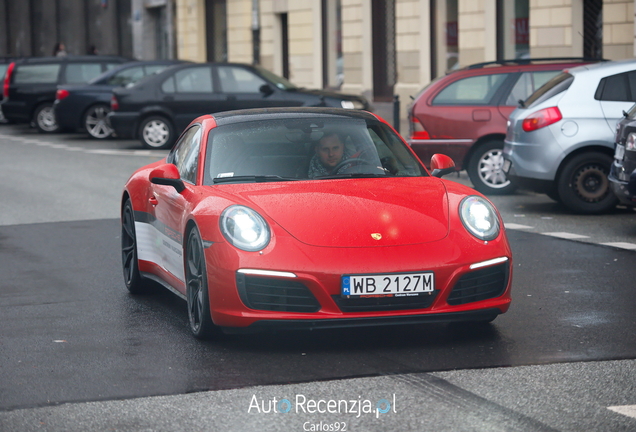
<box><xmin>139</xmin><ymin>115</ymin><xmax>175</xmax><ymax>149</ymax></box>
<box><xmin>34</xmin><ymin>103</ymin><xmax>59</xmax><ymax>133</ymax></box>
<box><xmin>556</xmin><ymin>152</ymin><xmax>618</xmax><ymax>214</ymax></box>
<box><xmin>84</xmin><ymin>104</ymin><xmax>113</xmax><ymax>139</ymax></box>
<box><xmin>121</xmin><ymin>199</ymin><xmax>155</xmax><ymax>294</ymax></box>
<box><xmin>467</xmin><ymin>140</ymin><xmax>516</xmax><ymax>195</ymax></box>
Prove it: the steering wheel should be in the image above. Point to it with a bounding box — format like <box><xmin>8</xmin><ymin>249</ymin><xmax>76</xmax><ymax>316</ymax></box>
<box><xmin>332</xmin><ymin>157</ymin><xmax>368</xmax><ymax>174</ymax></box>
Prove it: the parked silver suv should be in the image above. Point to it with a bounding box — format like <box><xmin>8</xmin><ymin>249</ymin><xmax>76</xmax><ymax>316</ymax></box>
<box><xmin>504</xmin><ymin>59</ymin><xmax>636</xmax><ymax>214</ymax></box>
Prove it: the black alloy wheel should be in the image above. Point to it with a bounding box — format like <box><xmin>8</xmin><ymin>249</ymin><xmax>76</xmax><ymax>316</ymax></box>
<box><xmin>557</xmin><ymin>152</ymin><xmax>618</xmax><ymax>214</ymax></box>
<box><xmin>185</xmin><ymin>227</ymin><xmax>217</xmax><ymax>339</ymax></box>
<box><xmin>121</xmin><ymin>200</ymin><xmax>153</xmax><ymax>294</ymax></box>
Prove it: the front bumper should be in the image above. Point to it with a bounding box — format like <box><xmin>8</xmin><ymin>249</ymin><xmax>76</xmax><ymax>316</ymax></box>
<box><xmin>203</xmin><ymin>231</ymin><xmax>513</xmax><ymax>329</ymax></box>
<box><xmin>609</xmin><ymin>157</ymin><xmax>636</xmax><ymax>206</ymax></box>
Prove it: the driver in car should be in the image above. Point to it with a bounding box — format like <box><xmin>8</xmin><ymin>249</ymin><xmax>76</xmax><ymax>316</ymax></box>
<box><xmin>308</xmin><ymin>132</ymin><xmax>354</xmax><ymax>178</ymax></box>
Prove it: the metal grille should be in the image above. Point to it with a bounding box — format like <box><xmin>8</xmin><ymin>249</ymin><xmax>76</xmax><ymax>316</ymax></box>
<box><xmin>447</xmin><ymin>264</ymin><xmax>509</xmax><ymax>305</ymax></box>
<box><xmin>236</xmin><ymin>274</ymin><xmax>321</xmax><ymax>313</ymax></box>
<box><xmin>583</xmin><ymin>0</ymin><xmax>603</xmax><ymax>59</ymax></box>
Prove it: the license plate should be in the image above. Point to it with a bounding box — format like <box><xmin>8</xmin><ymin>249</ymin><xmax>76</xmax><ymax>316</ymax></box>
<box><xmin>503</xmin><ymin>159</ymin><xmax>511</xmax><ymax>174</ymax></box>
<box><xmin>615</xmin><ymin>144</ymin><xmax>625</xmax><ymax>161</ymax></box>
<box><xmin>341</xmin><ymin>272</ymin><xmax>434</xmax><ymax>297</ymax></box>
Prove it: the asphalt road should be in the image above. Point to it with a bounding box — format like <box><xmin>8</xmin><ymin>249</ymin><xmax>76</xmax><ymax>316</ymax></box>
<box><xmin>1</xmin><ymin>124</ymin><xmax>636</xmax><ymax>431</ymax></box>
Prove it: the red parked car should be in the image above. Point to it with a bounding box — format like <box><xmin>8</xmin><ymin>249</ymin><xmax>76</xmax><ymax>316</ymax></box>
<box><xmin>408</xmin><ymin>58</ymin><xmax>598</xmax><ymax>194</ymax></box>
<box><xmin>121</xmin><ymin>107</ymin><xmax>512</xmax><ymax>339</ymax></box>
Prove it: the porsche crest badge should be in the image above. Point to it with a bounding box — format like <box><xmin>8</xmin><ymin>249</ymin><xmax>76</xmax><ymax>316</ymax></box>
<box><xmin>371</xmin><ymin>233</ymin><xmax>382</xmax><ymax>240</ymax></box>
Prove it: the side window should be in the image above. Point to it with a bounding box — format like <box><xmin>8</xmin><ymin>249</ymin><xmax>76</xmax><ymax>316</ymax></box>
<box><xmin>144</xmin><ymin>65</ymin><xmax>168</xmax><ymax>76</ymax></box>
<box><xmin>172</xmin><ymin>125</ymin><xmax>202</xmax><ymax>184</ymax></box>
<box><xmin>432</xmin><ymin>74</ymin><xmax>508</xmax><ymax>105</ymax></box>
<box><xmin>595</xmin><ymin>72</ymin><xmax>636</xmax><ymax>102</ymax></box>
<box><xmin>107</xmin><ymin>66</ymin><xmax>144</xmax><ymax>86</ymax></box>
<box><xmin>162</xmin><ymin>76</ymin><xmax>175</xmax><ymax>93</ymax></box>
<box><xmin>172</xmin><ymin>67</ymin><xmax>214</xmax><ymax>93</ymax></box>
<box><xmin>217</xmin><ymin>66</ymin><xmax>266</xmax><ymax>93</ymax></box>
<box><xmin>505</xmin><ymin>71</ymin><xmax>561</xmax><ymax>106</ymax></box>
<box><xmin>64</xmin><ymin>63</ymin><xmax>104</xmax><ymax>84</ymax></box>
<box><xmin>13</xmin><ymin>64</ymin><xmax>60</xmax><ymax>84</ymax></box>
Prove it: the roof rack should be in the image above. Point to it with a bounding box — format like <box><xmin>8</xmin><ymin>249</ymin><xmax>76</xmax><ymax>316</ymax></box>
<box><xmin>466</xmin><ymin>57</ymin><xmax>608</xmax><ymax>69</ymax></box>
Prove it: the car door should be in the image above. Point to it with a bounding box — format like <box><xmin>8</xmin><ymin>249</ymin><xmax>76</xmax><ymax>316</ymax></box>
<box><xmin>214</xmin><ymin>64</ymin><xmax>293</xmax><ymax>111</ymax></box>
<box><xmin>596</xmin><ymin>70</ymin><xmax>636</xmax><ymax>134</ymax></box>
<box><xmin>149</xmin><ymin>125</ymin><xmax>202</xmax><ymax>283</ymax></box>
<box><xmin>160</xmin><ymin>65</ymin><xmax>228</xmax><ymax>131</ymax></box>
<box><xmin>420</xmin><ymin>72</ymin><xmax>516</xmax><ymax>162</ymax></box>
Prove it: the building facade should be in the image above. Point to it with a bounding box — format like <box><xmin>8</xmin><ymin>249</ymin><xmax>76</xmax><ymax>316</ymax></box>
<box><xmin>173</xmin><ymin>0</ymin><xmax>635</xmax><ymax>123</ymax></box>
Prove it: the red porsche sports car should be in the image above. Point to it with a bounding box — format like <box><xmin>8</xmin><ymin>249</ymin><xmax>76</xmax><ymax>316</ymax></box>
<box><xmin>121</xmin><ymin>107</ymin><xmax>512</xmax><ymax>339</ymax></box>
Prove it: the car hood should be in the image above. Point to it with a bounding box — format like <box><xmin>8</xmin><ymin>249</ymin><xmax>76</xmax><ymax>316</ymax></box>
<box><xmin>217</xmin><ymin>178</ymin><xmax>449</xmax><ymax>247</ymax></box>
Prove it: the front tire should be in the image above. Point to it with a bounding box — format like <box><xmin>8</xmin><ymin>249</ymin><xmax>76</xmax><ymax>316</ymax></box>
<box><xmin>139</xmin><ymin>115</ymin><xmax>175</xmax><ymax>149</ymax></box>
<box><xmin>34</xmin><ymin>103</ymin><xmax>59</xmax><ymax>133</ymax></box>
<box><xmin>84</xmin><ymin>104</ymin><xmax>113</xmax><ymax>139</ymax></box>
<box><xmin>556</xmin><ymin>152</ymin><xmax>618</xmax><ymax>214</ymax></box>
<box><xmin>467</xmin><ymin>141</ymin><xmax>516</xmax><ymax>195</ymax></box>
<box><xmin>185</xmin><ymin>227</ymin><xmax>218</xmax><ymax>339</ymax></box>
<box><xmin>121</xmin><ymin>199</ymin><xmax>154</xmax><ymax>294</ymax></box>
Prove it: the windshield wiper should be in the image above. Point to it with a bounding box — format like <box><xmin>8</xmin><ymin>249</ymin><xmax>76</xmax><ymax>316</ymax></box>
<box><xmin>315</xmin><ymin>173</ymin><xmax>388</xmax><ymax>180</ymax></box>
<box><xmin>213</xmin><ymin>175</ymin><xmax>299</xmax><ymax>184</ymax></box>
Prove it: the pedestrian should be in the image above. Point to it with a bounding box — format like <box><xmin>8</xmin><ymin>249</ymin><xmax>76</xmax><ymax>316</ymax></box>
<box><xmin>53</xmin><ymin>42</ymin><xmax>67</xmax><ymax>57</ymax></box>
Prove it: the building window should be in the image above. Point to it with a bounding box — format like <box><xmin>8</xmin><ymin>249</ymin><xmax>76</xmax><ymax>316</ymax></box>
<box><xmin>497</xmin><ymin>0</ymin><xmax>529</xmax><ymax>60</ymax></box>
<box><xmin>206</xmin><ymin>0</ymin><xmax>227</xmax><ymax>62</ymax></box>
<box><xmin>321</xmin><ymin>0</ymin><xmax>343</xmax><ymax>89</ymax></box>
<box><xmin>583</xmin><ymin>0</ymin><xmax>603</xmax><ymax>59</ymax></box>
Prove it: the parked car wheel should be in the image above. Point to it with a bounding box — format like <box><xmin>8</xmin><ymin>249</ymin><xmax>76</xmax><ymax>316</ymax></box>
<box><xmin>34</xmin><ymin>103</ymin><xmax>59</xmax><ymax>133</ymax></box>
<box><xmin>557</xmin><ymin>152</ymin><xmax>618</xmax><ymax>214</ymax></box>
<box><xmin>185</xmin><ymin>227</ymin><xmax>218</xmax><ymax>339</ymax></box>
<box><xmin>467</xmin><ymin>140</ymin><xmax>516</xmax><ymax>195</ymax></box>
<box><xmin>84</xmin><ymin>104</ymin><xmax>113</xmax><ymax>139</ymax></box>
<box><xmin>139</xmin><ymin>115</ymin><xmax>175</xmax><ymax>149</ymax></box>
<box><xmin>121</xmin><ymin>199</ymin><xmax>155</xmax><ymax>294</ymax></box>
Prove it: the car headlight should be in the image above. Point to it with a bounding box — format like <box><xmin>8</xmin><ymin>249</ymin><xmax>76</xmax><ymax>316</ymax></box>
<box><xmin>341</xmin><ymin>100</ymin><xmax>364</xmax><ymax>109</ymax></box>
<box><xmin>220</xmin><ymin>205</ymin><xmax>270</xmax><ymax>251</ymax></box>
<box><xmin>626</xmin><ymin>132</ymin><xmax>636</xmax><ymax>151</ymax></box>
<box><xmin>459</xmin><ymin>196</ymin><xmax>500</xmax><ymax>241</ymax></box>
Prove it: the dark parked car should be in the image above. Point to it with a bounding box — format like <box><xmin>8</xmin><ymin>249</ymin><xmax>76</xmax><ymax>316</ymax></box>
<box><xmin>54</xmin><ymin>60</ymin><xmax>185</xmax><ymax>139</ymax></box>
<box><xmin>1</xmin><ymin>55</ymin><xmax>130</xmax><ymax>132</ymax></box>
<box><xmin>407</xmin><ymin>58</ymin><xmax>599</xmax><ymax>195</ymax></box>
<box><xmin>108</xmin><ymin>62</ymin><xmax>371</xmax><ymax>149</ymax></box>
<box><xmin>609</xmin><ymin>103</ymin><xmax>636</xmax><ymax>206</ymax></box>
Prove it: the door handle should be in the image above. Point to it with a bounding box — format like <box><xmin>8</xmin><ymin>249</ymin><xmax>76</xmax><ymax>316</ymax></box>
<box><xmin>149</xmin><ymin>196</ymin><xmax>158</xmax><ymax>206</ymax></box>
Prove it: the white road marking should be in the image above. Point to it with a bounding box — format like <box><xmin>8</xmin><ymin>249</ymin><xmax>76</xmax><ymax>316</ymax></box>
<box><xmin>542</xmin><ymin>232</ymin><xmax>590</xmax><ymax>240</ymax></box>
<box><xmin>504</xmin><ymin>223</ymin><xmax>534</xmax><ymax>230</ymax></box>
<box><xmin>601</xmin><ymin>242</ymin><xmax>636</xmax><ymax>250</ymax></box>
<box><xmin>608</xmin><ymin>405</ymin><xmax>636</xmax><ymax>419</ymax></box>
<box><xmin>0</xmin><ymin>133</ymin><xmax>167</xmax><ymax>157</ymax></box>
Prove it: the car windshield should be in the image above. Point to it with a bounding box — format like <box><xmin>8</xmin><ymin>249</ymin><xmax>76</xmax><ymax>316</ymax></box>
<box><xmin>255</xmin><ymin>65</ymin><xmax>298</xmax><ymax>90</ymax></box>
<box><xmin>204</xmin><ymin>116</ymin><xmax>427</xmax><ymax>185</ymax></box>
<box><xmin>524</xmin><ymin>72</ymin><xmax>574</xmax><ymax>108</ymax></box>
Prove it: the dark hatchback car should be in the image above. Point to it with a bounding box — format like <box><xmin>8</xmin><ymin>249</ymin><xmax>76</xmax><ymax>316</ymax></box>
<box><xmin>408</xmin><ymin>58</ymin><xmax>598</xmax><ymax>195</ymax></box>
<box><xmin>54</xmin><ymin>60</ymin><xmax>184</xmax><ymax>139</ymax></box>
<box><xmin>2</xmin><ymin>55</ymin><xmax>129</xmax><ymax>132</ymax></box>
<box><xmin>609</xmin><ymin>103</ymin><xmax>636</xmax><ymax>206</ymax></box>
<box><xmin>108</xmin><ymin>62</ymin><xmax>371</xmax><ymax>149</ymax></box>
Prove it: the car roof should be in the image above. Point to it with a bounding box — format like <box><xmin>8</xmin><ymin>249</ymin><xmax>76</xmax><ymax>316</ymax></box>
<box><xmin>210</xmin><ymin>107</ymin><xmax>379</xmax><ymax>127</ymax></box>
<box><xmin>566</xmin><ymin>58</ymin><xmax>636</xmax><ymax>78</ymax></box>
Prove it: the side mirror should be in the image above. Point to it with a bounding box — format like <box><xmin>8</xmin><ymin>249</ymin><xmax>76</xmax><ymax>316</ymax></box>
<box><xmin>149</xmin><ymin>163</ymin><xmax>185</xmax><ymax>193</ymax></box>
<box><xmin>259</xmin><ymin>84</ymin><xmax>274</xmax><ymax>96</ymax></box>
<box><xmin>430</xmin><ymin>154</ymin><xmax>456</xmax><ymax>178</ymax></box>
